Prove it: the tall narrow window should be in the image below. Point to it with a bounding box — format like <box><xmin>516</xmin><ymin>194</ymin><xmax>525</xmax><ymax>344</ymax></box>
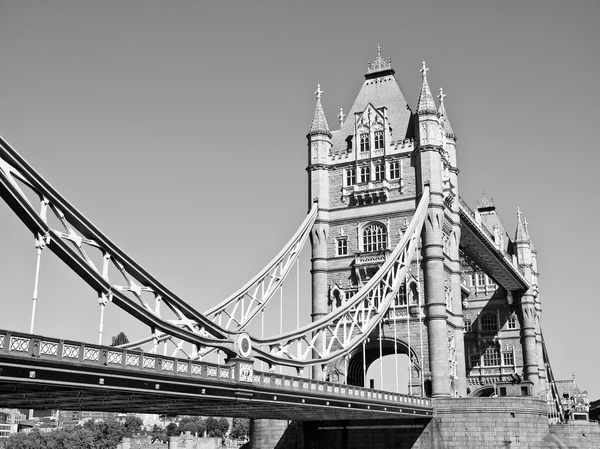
<box><xmin>374</xmin><ymin>130</ymin><xmax>384</xmax><ymax>149</ymax></box>
<box><xmin>374</xmin><ymin>164</ymin><xmax>384</xmax><ymax>181</ymax></box>
<box><xmin>395</xmin><ymin>286</ymin><xmax>407</xmax><ymax>306</ymax></box>
<box><xmin>389</xmin><ymin>161</ymin><xmax>400</xmax><ymax>179</ymax></box>
<box><xmin>346</xmin><ymin>168</ymin><xmax>356</xmax><ymax>186</ymax></box>
<box><xmin>362</xmin><ymin>223</ymin><xmax>387</xmax><ymax>252</ymax></box>
<box><xmin>503</xmin><ymin>351</ymin><xmax>514</xmax><ymax>366</ymax></box>
<box><xmin>464</xmin><ymin>319</ymin><xmax>472</xmax><ymax>332</ymax></box>
<box><xmin>476</xmin><ymin>272</ymin><xmax>485</xmax><ymax>287</ymax></box>
<box><xmin>359</xmin><ymin>166</ymin><xmax>370</xmax><ymax>183</ymax></box>
<box><xmin>336</xmin><ymin>238</ymin><xmax>348</xmax><ymax>256</ymax></box>
<box><xmin>469</xmin><ymin>353</ymin><xmax>480</xmax><ymax>368</ymax></box>
<box><xmin>360</xmin><ymin>133</ymin><xmax>370</xmax><ymax>152</ymax></box>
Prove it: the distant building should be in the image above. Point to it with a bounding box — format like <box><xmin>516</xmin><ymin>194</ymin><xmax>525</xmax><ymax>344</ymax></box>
<box><xmin>0</xmin><ymin>409</ymin><xmax>26</xmax><ymax>439</ymax></box>
<box><xmin>555</xmin><ymin>377</ymin><xmax>590</xmax><ymax>420</ymax></box>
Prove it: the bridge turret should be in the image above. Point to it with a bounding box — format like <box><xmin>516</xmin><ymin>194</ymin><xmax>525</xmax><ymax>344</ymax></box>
<box><xmin>527</xmin><ymin>221</ymin><xmax>546</xmax><ymax>394</ymax></box>
<box><xmin>514</xmin><ymin>208</ymin><xmax>540</xmax><ymax>393</ymax></box>
<box><xmin>438</xmin><ymin>87</ymin><xmax>467</xmax><ymax>396</ymax></box>
<box><xmin>307</xmin><ymin>85</ymin><xmax>331</xmax><ymax>380</ymax></box>
<box><xmin>415</xmin><ymin>61</ymin><xmax>451</xmax><ymax>398</ymax></box>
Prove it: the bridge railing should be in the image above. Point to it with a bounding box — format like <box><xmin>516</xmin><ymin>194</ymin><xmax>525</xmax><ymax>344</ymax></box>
<box><xmin>0</xmin><ymin>330</ymin><xmax>431</xmax><ymax>410</ymax></box>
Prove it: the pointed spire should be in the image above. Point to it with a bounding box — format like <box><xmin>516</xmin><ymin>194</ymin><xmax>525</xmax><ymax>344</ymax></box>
<box><xmin>515</xmin><ymin>207</ymin><xmax>530</xmax><ymax>242</ymax></box>
<box><xmin>416</xmin><ymin>61</ymin><xmax>437</xmax><ymax>114</ymax></box>
<box><xmin>438</xmin><ymin>87</ymin><xmax>455</xmax><ymax>137</ymax></box>
<box><xmin>309</xmin><ymin>84</ymin><xmax>331</xmax><ymax>137</ymax></box>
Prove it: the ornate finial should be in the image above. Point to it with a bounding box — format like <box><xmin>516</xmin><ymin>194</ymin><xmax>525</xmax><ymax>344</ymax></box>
<box><xmin>438</xmin><ymin>86</ymin><xmax>446</xmax><ymax>105</ymax></box>
<box><xmin>338</xmin><ymin>108</ymin><xmax>345</xmax><ymax>126</ymax></box>
<box><xmin>315</xmin><ymin>84</ymin><xmax>323</xmax><ymax>101</ymax></box>
<box><xmin>476</xmin><ymin>190</ymin><xmax>494</xmax><ymax>209</ymax></box>
<box><xmin>420</xmin><ymin>61</ymin><xmax>429</xmax><ymax>78</ymax></box>
<box><xmin>367</xmin><ymin>45</ymin><xmax>392</xmax><ymax>74</ymax></box>
<box><xmin>523</xmin><ymin>218</ymin><xmax>529</xmax><ymax>233</ymax></box>
<box><xmin>516</xmin><ymin>207</ymin><xmax>522</xmax><ymax>221</ymax></box>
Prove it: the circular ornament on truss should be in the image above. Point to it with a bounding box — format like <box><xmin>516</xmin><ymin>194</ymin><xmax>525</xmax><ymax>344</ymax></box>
<box><xmin>236</xmin><ymin>333</ymin><xmax>252</xmax><ymax>358</ymax></box>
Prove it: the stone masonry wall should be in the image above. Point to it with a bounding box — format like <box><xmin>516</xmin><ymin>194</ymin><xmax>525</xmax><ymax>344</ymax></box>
<box><xmin>549</xmin><ymin>421</ymin><xmax>600</xmax><ymax>448</ymax></box>
<box><xmin>249</xmin><ymin>398</ymin><xmax>600</xmax><ymax>449</ymax></box>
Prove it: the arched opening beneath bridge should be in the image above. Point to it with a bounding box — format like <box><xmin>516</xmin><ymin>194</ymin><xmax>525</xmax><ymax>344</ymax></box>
<box><xmin>469</xmin><ymin>385</ymin><xmax>495</xmax><ymax>397</ymax></box>
<box><xmin>346</xmin><ymin>337</ymin><xmax>422</xmax><ymax>395</ymax></box>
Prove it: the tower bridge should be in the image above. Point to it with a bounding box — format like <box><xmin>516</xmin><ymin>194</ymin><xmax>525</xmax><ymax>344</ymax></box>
<box><xmin>0</xmin><ymin>47</ymin><xmax>595</xmax><ymax>448</ymax></box>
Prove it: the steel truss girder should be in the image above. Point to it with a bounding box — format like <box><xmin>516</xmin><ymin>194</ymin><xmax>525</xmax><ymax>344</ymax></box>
<box><xmin>251</xmin><ymin>188</ymin><xmax>430</xmax><ymax>368</ymax></box>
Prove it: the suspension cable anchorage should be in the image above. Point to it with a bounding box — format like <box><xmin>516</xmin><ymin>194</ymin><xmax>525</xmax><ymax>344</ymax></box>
<box><xmin>34</xmin><ymin>231</ymin><xmax>51</xmax><ymax>250</ymax></box>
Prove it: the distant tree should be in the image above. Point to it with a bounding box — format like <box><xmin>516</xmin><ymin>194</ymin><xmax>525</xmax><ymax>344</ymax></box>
<box><xmin>84</xmin><ymin>419</ymin><xmax>126</xmax><ymax>449</ymax></box>
<box><xmin>123</xmin><ymin>415</ymin><xmax>144</xmax><ymax>437</ymax></box>
<box><xmin>229</xmin><ymin>418</ymin><xmax>250</xmax><ymax>440</ymax></box>
<box><xmin>166</xmin><ymin>422</ymin><xmax>179</xmax><ymax>436</ymax></box>
<box><xmin>111</xmin><ymin>332</ymin><xmax>129</xmax><ymax>346</ymax></box>
<box><xmin>205</xmin><ymin>416</ymin><xmax>229</xmax><ymax>438</ymax></box>
<box><xmin>177</xmin><ymin>416</ymin><xmax>206</xmax><ymax>436</ymax></box>
<box><xmin>3</xmin><ymin>431</ymin><xmax>47</xmax><ymax>449</ymax></box>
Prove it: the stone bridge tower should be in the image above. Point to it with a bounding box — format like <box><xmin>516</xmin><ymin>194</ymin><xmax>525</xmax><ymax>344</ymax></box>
<box><xmin>307</xmin><ymin>47</ymin><xmax>466</xmax><ymax>398</ymax></box>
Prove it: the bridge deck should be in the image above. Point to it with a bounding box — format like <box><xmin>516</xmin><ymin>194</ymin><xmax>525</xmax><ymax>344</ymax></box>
<box><xmin>457</xmin><ymin>196</ymin><xmax>529</xmax><ymax>291</ymax></box>
<box><xmin>0</xmin><ymin>331</ymin><xmax>432</xmax><ymax>421</ymax></box>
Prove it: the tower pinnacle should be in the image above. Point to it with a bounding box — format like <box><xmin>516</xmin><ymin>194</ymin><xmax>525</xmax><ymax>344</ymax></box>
<box><xmin>515</xmin><ymin>207</ymin><xmax>530</xmax><ymax>242</ymax></box>
<box><xmin>416</xmin><ymin>61</ymin><xmax>437</xmax><ymax>114</ymax></box>
<box><xmin>309</xmin><ymin>84</ymin><xmax>331</xmax><ymax>137</ymax></box>
<box><xmin>438</xmin><ymin>86</ymin><xmax>455</xmax><ymax>137</ymax></box>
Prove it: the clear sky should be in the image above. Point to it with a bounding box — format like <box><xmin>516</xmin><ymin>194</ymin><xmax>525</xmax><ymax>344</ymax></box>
<box><xmin>0</xmin><ymin>0</ymin><xmax>598</xmax><ymax>398</ymax></box>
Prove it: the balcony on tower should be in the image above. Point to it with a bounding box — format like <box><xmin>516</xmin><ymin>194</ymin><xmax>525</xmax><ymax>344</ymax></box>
<box><xmin>343</xmin><ymin>179</ymin><xmax>390</xmax><ymax>205</ymax></box>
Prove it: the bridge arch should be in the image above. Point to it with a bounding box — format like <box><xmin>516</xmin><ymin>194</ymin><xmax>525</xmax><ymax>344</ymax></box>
<box><xmin>346</xmin><ymin>336</ymin><xmax>421</xmax><ymax>392</ymax></box>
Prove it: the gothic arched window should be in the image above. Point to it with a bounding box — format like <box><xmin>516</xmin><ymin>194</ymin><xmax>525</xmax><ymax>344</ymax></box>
<box><xmin>360</xmin><ymin>133</ymin><xmax>370</xmax><ymax>152</ymax></box>
<box><xmin>480</xmin><ymin>312</ymin><xmax>498</xmax><ymax>332</ymax></box>
<box><xmin>362</xmin><ymin>223</ymin><xmax>387</xmax><ymax>252</ymax></box>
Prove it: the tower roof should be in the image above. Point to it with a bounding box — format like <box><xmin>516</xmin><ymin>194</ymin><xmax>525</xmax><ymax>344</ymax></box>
<box><xmin>330</xmin><ymin>47</ymin><xmax>412</xmax><ymax>151</ymax></box>
<box><xmin>308</xmin><ymin>84</ymin><xmax>331</xmax><ymax>137</ymax></box>
<box><xmin>416</xmin><ymin>61</ymin><xmax>437</xmax><ymax>115</ymax></box>
<box><xmin>438</xmin><ymin>87</ymin><xmax>455</xmax><ymax>137</ymax></box>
